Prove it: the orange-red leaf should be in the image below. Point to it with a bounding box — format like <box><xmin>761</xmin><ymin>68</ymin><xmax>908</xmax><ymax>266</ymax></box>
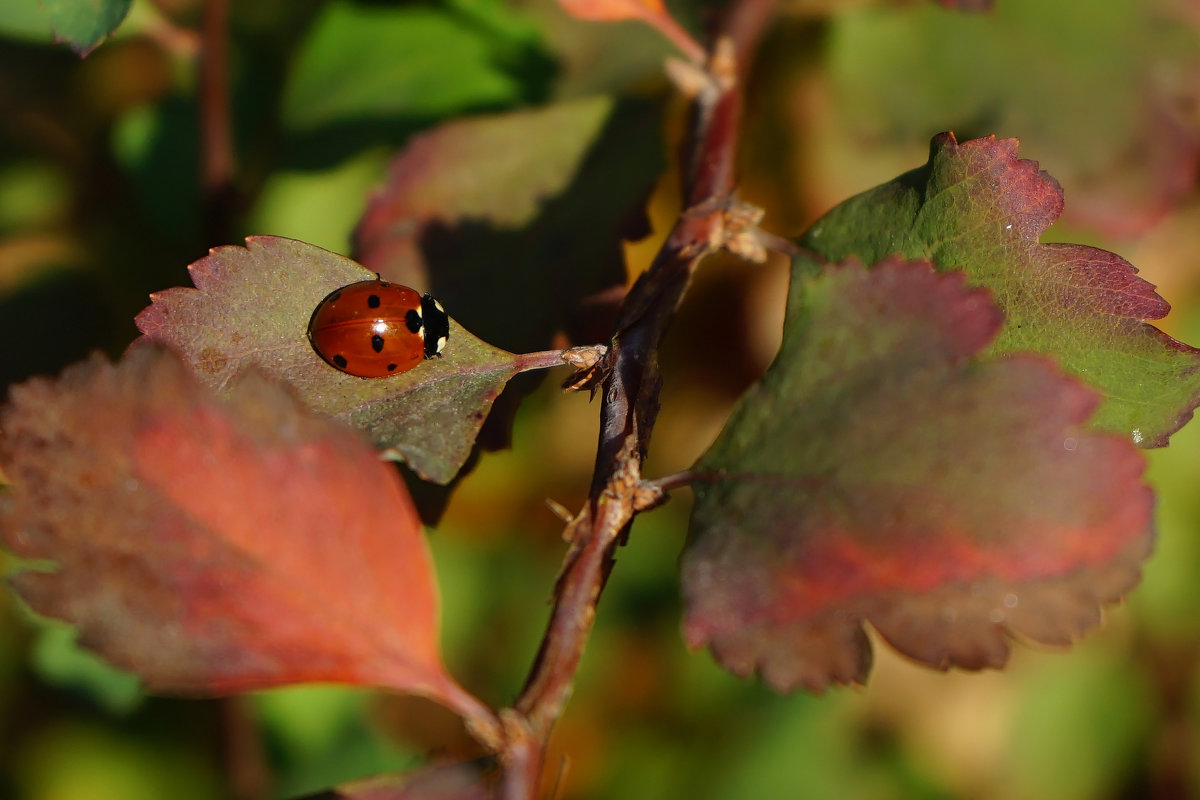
<box><xmin>551</xmin><ymin>0</ymin><xmax>704</xmax><ymax>63</ymax></box>
<box><xmin>0</xmin><ymin>345</ymin><xmax>472</xmax><ymax>708</ymax></box>
<box><xmin>557</xmin><ymin>0</ymin><xmax>665</xmax><ymax>22</ymax></box>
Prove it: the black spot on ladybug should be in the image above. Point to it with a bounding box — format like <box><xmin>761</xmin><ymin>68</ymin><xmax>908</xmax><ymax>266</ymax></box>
<box><xmin>420</xmin><ymin>294</ymin><xmax>450</xmax><ymax>359</ymax></box>
<box><xmin>387</xmin><ymin>363</ymin><xmax>398</xmax><ymax>372</ymax></box>
<box><xmin>405</xmin><ymin>309</ymin><xmax>422</xmax><ymax>334</ymax></box>
<box><xmin>371</xmin><ymin>334</ymin><xmax>385</xmax><ymax>353</ymax></box>
<box><xmin>333</xmin><ymin>354</ymin><xmax>348</xmax><ymax>369</ymax></box>
<box><xmin>367</xmin><ymin>294</ymin><xmax>381</xmax><ymax>309</ymax></box>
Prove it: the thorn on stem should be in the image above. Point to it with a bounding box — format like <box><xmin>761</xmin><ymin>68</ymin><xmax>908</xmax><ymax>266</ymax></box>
<box><xmin>545</xmin><ymin>498</ymin><xmax>576</xmax><ymax>524</ymax></box>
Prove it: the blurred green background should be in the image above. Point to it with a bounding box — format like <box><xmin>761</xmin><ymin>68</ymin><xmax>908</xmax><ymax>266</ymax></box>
<box><xmin>2</xmin><ymin>0</ymin><xmax>1200</xmax><ymax>797</ymax></box>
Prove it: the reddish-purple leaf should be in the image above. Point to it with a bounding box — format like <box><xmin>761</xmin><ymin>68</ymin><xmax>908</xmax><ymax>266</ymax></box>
<box><xmin>135</xmin><ymin>236</ymin><xmax>539</xmax><ymax>484</ymax></box>
<box><xmin>0</xmin><ymin>345</ymin><xmax>485</xmax><ymax>717</ymax></box>
<box><xmin>802</xmin><ymin>133</ymin><xmax>1200</xmax><ymax>447</ymax></box>
<box><xmin>682</xmin><ymin>258</ymin><xmax>1154</xmax><ymax>692</ymax></box>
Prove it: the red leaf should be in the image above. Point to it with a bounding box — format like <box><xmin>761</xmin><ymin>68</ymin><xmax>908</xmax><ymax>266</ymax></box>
<box><xmin>0</xmin><ymin>345</ymin><xmax>483</xmax><ymax>715</ymax></box>
<box><xmin>682</xmin><ymin>258</ymin><xmax>1154</xmax><ymax>692</ymax></box>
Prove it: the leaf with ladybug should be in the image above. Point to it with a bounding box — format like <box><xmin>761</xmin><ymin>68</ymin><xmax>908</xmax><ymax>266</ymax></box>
<box><xmin>681</xmin><ymin>257</ymin><xmax>1154</xmax><ymax>693</ymax></box>
<box><xmin>0</xmin><ymin>344</ymin><xmax>496</xmax><ymax>735</ymax></box>
<box><xmin>135</xmin><ymin>236</ymin><xmax>561</xmax><ymax>484</ymax></box>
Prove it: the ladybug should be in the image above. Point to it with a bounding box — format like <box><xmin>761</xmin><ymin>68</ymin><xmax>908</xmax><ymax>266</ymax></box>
<box><xmin>307</xmin><ymin>278</ymin><xmax>450</xmax><ymax>378</ymax></box>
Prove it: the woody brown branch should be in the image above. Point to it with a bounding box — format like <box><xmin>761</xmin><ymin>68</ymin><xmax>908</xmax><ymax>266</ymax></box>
<box><xmin>200</xmin><ymin>0</ymin><xmax>237</xmax><ymax>245</ymax></box>
<box><xmin>504</xmin><ymin>0</ymin><xmax>777</xmax><ymax>792</ymax></box>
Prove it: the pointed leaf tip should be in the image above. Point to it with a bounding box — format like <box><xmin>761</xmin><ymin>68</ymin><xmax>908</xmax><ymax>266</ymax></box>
<box><xmin>44</xmin><ymin>0</ymin><xmax>132</xmax><ymax>55</ymax></box>
<box><xmin>682</xmin><ymin>258</ymin><xmax>1154</xmax><ymax>692</ymax></box>
<box><xmin>801</xmin><ymin>132</ymin><xmax>1200</xmax><ymax>447</ymax></box>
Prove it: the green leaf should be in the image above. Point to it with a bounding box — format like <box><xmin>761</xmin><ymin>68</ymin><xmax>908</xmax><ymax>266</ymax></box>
<box><xmin>0</xmin><ymin>0</ymin><xmax>54</xmax><ymax>43</ymax></box>
<box><xmin>823</xmin><ymin>0</ymin><xmax>1200</xmax><ymax>235</ymax></box>
<box><xmin>282</xmin><ymin>0</ymin><xmax>549</xmax><ymax>134</ymax></box>
<box><xmin>30</xmin><ymin>623</ymin><xmax>143</xmax><ymax>714</ymax></box>
<box><xmin>134</xmin><ymin>237</ymin><xmax>532</xmax><ymax>484</ymax></box>
<box><xmin>42</xmin><ymin>0</ymin><xmax>131</xmax><ymax>55</ymax></box>
<box><xmin>801</xmin><ymin>133</ymin><xmax>1200</xmax><ymax>447</ymax></box>
<box><xmin>682</xmin><ymin>258</ymin><xmax>1153</xmax><ymax>692</ymax></box>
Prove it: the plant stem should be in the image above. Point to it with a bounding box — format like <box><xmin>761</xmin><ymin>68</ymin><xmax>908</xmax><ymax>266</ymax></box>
<box><xmin>503</xmin><ymin>0</ymin><xmax>777</xmax><ymax>792</ymax></box>
<box><xmin>200</xmin><ymin>0</ymin><xmax>236</xmax><ymax>244</ymax></box>
<box><xmin>512</xmin><ymin>349</ymin><xmax>569</xmax><ymax>374</ymax></box>
<box><xmin>645</xmin><ymin>470</ymin><xmax>705</xmax><ymax>493</ymax></box>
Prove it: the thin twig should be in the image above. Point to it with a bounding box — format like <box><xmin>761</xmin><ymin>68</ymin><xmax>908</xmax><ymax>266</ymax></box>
<box><xmin>513</xmin><ymin>349</ymin><xmax>571</xmax><ymax>374</ymax></box>
<box><xmin>502</xmin><ymin>0</ymin><xmax>778</xmax><ymax>791</ymax></box>
<box><xmin>200</xmin><ymin>0</ymin><xmax>236</xmax><ymax>244</ymax></box>
<box><xmin>643</xmin><ymin>470</ymin><xmax>705</xmax><ymax>493</ymax></box>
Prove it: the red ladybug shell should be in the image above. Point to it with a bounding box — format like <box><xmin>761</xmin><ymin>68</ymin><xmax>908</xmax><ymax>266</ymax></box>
<box><xmin>307</xmin><ymin>279</ymin><xmax>450</xmax><ymax>378</ymax></box>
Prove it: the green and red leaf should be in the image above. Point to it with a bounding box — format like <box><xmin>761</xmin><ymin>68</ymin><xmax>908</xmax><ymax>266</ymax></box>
<box><xmin>0</xmin><ymin>345</ymin><xmax>481</xmax><ymax>713</ymax></box>
<box><xmin>355</xmin><ymin>97</ymin><xmax>663</xmax><ymax>355</ymax></box>
<box><xmin>682</xmin><ymin>258</ymin><xmax>1153</xmax><ymax>692</ymax></box>
<box><xmin>818</xmin><ymin>4</ymin><xmax>1200</xmax><ymax>235</ymax></box>
<box><xmin>135</xmin><ymin>236</ymin><xmax>533</xmax><ymax>483</ymax></box>
<box><xmin>801</xmin><ymin>133</ymin><xmax>1200</xmax><ymax>446</ymax></box>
